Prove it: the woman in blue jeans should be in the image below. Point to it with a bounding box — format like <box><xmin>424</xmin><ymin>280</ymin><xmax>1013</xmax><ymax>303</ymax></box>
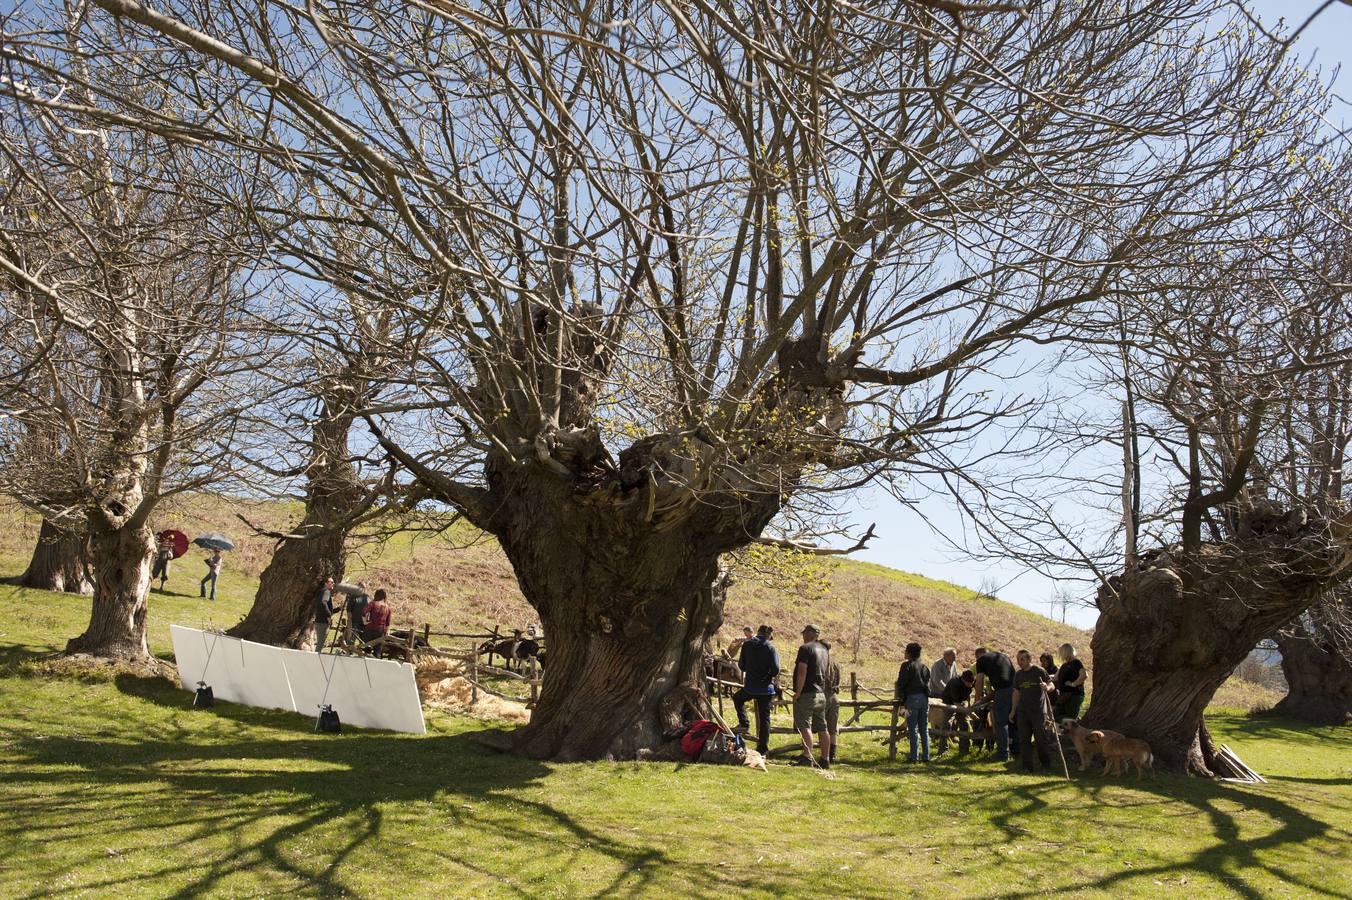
<box><xmin>895</xmin><ymin>641</ymin><xmax>932</xmax><ymax>763</ymax></box>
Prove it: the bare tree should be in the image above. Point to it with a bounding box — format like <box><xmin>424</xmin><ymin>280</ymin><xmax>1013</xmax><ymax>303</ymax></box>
<box><xmin>1015</xmin><ymin>148</ymin><xmax>1352</xmax><ymax>770</ymax></box>
<box><xmin>0</xmin><ymin>32</ymin><xmax>265</xmax><ymax>661</ymax></box>
<box><xmin>225</xmin><ymin>292</ymin><xmax>405</xmax><ymax>648</ymax></box>
<box><xmin>11</xmin><ymin>0</ymin><xmax>1322</xmax><ymax>755</ymax></box>
<box><xmin>1262</xmin><ymin>172</ymin><xmax>1352</xmax><ymax>725</ymax></box>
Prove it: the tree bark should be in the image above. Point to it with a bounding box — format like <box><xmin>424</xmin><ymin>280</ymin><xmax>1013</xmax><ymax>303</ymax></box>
<box><xmin>228</xmin><ymin>408</ymin><xmax>363</xmax><ymax>648</ymax></box>
<box><xmin>1085</xmin><ymin>505</ymin><xmax>1352</xmax><ymax>774</ymax></box>
<box><xmin>226</xmin><ymin>519</ymin><xmax>348</xmax><ymax>648</ymax></box>
<box><xmin>18</xmin><ymin>519</ymin><xmax>93</xmax><ymax>594</ymax></box>
<box><xmin>64</xmin><ymin>521</ymin><xmax>154</xmax><ymax>661</ymax></box>
<box><xmin>481</xmin><ymin>458</ymin><xmax>776</xmax><ymax>761</ymax></box>
<box><xmin>1273</xmin><ymin>625</ymin><xmax>1352</xmax><ymax>725</ymax></box>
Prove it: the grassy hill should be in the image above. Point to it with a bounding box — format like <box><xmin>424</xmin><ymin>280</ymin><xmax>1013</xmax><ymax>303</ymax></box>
<box><xmin>0</xmin><ymin>495</ymin><xmax>1278</xmax><ymax>707</ymax></box>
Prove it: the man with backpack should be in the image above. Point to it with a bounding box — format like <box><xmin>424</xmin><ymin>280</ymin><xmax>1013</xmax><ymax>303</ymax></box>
<box><xmin>822</xmin><ymin>640</ymin><xmax>842</xmax><ymax>764</ymax></box>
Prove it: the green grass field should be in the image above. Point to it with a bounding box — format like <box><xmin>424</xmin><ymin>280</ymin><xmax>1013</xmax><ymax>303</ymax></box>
<box><xmin>1</xmin><ymin>579</ymin><xmax>1350</xmax><ymax>898</ymax></box>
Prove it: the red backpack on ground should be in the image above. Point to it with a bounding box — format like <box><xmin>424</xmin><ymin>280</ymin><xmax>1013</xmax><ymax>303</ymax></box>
<box><xmin>680</xmin><ymin>719</ymin><xmax>722</xmax><ymax>759</ymax></box>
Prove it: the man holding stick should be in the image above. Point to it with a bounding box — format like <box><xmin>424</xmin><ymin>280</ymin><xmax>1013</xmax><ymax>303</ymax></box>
<box><xmin>792</xmin><ymin>624</ymin><xmax>832</xmax><ymax>769</ymax></box>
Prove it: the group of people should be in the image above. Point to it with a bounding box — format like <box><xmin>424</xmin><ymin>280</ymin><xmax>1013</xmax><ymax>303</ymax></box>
<box><xmin>312</xmin><ymin>578</ymin><xmax>393</xmax><ymax>653</ymax></box>
<box><xmin>728</xmin><ymin>623</ymin><xmax>1088</xmax><ymax>773</ymax></box>
<box><xmin>901</xmin><ymin>643</ymin><xmax>1086</xmax><ymax>771</ymax></box>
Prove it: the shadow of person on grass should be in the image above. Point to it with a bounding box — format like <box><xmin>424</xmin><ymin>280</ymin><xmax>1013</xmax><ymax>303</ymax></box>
<box><xmin>2</xmin><ymin>670</ymin><xmax>780</xmax><ymax>899</ymax></box>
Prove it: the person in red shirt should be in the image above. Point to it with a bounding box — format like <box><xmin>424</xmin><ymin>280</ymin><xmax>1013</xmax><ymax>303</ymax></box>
<box><xmin>360</xmin><ymin>589</ymin><xmax>392</xmax><ymax>648</ymax></box>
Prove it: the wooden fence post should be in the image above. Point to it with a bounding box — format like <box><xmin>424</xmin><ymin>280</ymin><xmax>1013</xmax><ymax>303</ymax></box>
<box><xmin>529</xmin><ymin>656</ymin><xmax>539</xmax><ymax>707</ymax></box>
<box><xmin>470</xmin><ymin>643</ymin><xmax>479</xmax><ymax>705</ymax></box>
<box><xmin>888</xmin><ymin>698</ymin><xmax>901</xmax><ymax>761</ymax></box>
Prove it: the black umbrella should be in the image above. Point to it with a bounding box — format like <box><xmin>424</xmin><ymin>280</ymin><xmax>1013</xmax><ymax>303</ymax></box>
<box><xmin>192</xmin><ymin>533</ymin><xmax>235</xmax><ymax>551</ymax></box>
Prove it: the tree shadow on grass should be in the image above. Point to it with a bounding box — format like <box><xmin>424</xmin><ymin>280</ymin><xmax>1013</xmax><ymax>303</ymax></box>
<box><xmin>1220</xmin><ymin>711</ymin><xmax>1352</xmax><ymax>744</ymax></box>
<box><xmin>980</xmin><ymin>774</ymin><xmax>1352</xmax><ymax>899</ymax></box>
<box><xmin>826</xmin><ymin>731</ymin><xmax>1349</xmax><ymax>897</ymax></box>
<box><xmin>1</xmin><ymin>670</ymin><xmax>790</xmax><ymax>898</ymax></box>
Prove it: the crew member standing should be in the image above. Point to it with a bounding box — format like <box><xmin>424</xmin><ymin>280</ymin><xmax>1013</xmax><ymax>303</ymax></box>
<box><xmin>792</xmin><ymin>624</ymin><xmax>832</xmax><ymax>769</ymax></box>
<box><xmin>1052</xmin><ymin>643</ymin><xmax>1088</xmax><ymax>721</ymax></box>
<box><xmin>1009</xmin><ymin>649</ymin><xmax>1054</xmax><ymax>772</ymax></box>
<box><xmin>895</xmin><ymin>642</ymin><xmax>932</xmax><ymax>763</ymax></box>
<box><xmin>313</xmin><ymin>576</ymin><xmax>337</xmax><ymax>653</ymax></box>
<box><xmin>733</xmin><ymin>625</ymin><xmax>780</xmax><ymax>756</ymax></box>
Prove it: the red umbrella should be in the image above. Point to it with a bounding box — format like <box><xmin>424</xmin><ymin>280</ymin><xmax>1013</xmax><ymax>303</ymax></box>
<box><xmin>158</xmin><ymin>529</ymin><xmax>190</xmax><ymax>559</ymax></box>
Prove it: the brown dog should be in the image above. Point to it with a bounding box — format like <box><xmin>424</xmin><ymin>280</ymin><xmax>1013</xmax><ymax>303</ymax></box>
<box><xmin>1065</xmin><ymin>721</ymin><xmax>1122</xmax><ymax>772</ymax></box>
<box><xmin>1087</xmin><ymin>730</ymin><xmax>1154</xmax><ymax>778</ymax></box>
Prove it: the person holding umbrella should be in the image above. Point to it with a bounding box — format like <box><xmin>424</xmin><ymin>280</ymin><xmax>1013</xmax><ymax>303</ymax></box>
<box><xmin>151</xmin><ymin>532</ymin><xmax>173</xmax><ymax>591</ymax></box>
<box><xmin>200</xmin><ymin>550</ymin><xmax>222</xmax><ymax>600</ymax></box>
<box><xmin>192</xmin><ymin>533</ymin><xmax>234</xmax><ymax>601</ymax></box>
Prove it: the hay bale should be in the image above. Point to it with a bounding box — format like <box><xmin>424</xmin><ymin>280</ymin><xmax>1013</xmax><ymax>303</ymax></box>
<box><xmin>415</xmin><ymin>658</ymin><xmax>529</xmax><ymax>723</ymax></box>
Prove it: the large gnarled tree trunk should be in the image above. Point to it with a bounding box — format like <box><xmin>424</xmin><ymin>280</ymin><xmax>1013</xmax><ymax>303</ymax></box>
<box><xmin>1273</xmin><ymin>624</ymin><xmax>1352</xmax><ymax>725</ymax></box>
<box><xmin>1086</xmin><ymin>506</ymin><xmax>1352</xmax><ymax>774</ymax></box>
<box><xmin>484</xmin><ymin>460</ymin><xmax>768</xmax><ymax>760</ymax></box>
<box><xmin>375</xmin><ymin>328</ymin><xmax>839</xmax><ymax>761</ymax></box>
<box><xmin>18</xmin><ymin>519</ymin><xmax>92</xmax><ymax>594</ymax></box>
<box><xmin>228</xmin><ymin>408</ymin><xmax>364</xmax><ymax>647</ymax></box>
<box><xmin>65</xmin><ymin>394</ymin><xmax>157</xmax><ymax>662</ymax></box>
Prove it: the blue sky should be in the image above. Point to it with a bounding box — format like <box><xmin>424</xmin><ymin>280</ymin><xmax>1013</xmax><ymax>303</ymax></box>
<box><xmin>843</xmin><ymin>0</ymin><xmax>1352</xmax><ymax>629</ymax></box>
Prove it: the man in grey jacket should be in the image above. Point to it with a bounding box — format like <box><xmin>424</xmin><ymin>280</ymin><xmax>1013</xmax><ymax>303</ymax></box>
<box><xmin>929</xmin><ymin>647</ymin><xmax>959</xmax><ymax>698</ymax></box>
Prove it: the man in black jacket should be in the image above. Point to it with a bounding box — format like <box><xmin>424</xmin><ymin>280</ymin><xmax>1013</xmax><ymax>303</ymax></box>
<box><xmin>733</xmin><ymin>625</ymin><xmax>780</xmax><ymax>755</ymax></box>
<box><xmin>938</xmin><ymin>670</ymin><xmax>977</xmax><ymax>755</ymax></box>
<box><xmin>974</xmin><ymin>646</ymin><xmax>1017</xmax><ymax>760</ymax></box>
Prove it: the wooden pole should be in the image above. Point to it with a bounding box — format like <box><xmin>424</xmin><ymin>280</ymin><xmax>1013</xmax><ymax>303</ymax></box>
<box><xmin>888</xmin><ymin>698</ymin><xmax>901</xmax><ymax>761</ymax></box>
<box><xmin>529</xmin><ymin>656</ymin><xmax>539</xmax><ymax>707</ymax></box>
<box><xmin>1044</xmin><ymin>690</ymin><xmax>1071</xmax><ymax>780</ymax></box>
<box><xmin>469</xmin><ymin>642</ymin><xmax>479</xmax><ymax>705</ymax></box>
